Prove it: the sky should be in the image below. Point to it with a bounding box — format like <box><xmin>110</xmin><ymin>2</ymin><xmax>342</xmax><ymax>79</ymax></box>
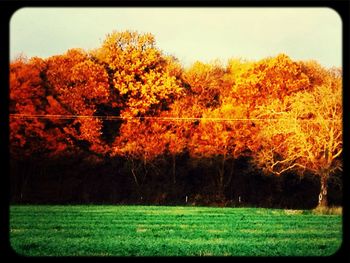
<box><xmin>10</xmin><ymin>7</ymin><xmax>342</xmax><ymax>68</ymax></box>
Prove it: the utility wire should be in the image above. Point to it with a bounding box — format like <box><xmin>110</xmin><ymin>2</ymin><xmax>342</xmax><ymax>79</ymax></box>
<box><xmin>9</xmin><ymin>114</ymin><xmax>342</xmax><ymax>122</ymax></box>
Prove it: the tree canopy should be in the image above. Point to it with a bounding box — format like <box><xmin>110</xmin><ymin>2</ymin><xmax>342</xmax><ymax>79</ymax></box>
<box><xmin>9</xmin><ymin>31</ymin><xmax>342</xmax><ymax>207</ymax></box>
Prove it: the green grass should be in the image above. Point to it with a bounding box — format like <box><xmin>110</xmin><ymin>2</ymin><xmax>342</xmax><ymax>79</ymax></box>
<box><xmin>9</xmin><ymin>205</ymin><xmax>342</xmax><ymax>256</ymax></box>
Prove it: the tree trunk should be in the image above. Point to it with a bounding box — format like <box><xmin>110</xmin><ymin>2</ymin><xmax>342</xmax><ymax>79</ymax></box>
<box><xmin>20</xmin><ymin>161</ymin><xmax>31</xmax><ymax>202</ymax></box>
<box><xmin>172</xmin><ymin>155</ymin><xmax>176</xmax><ymax>184</ymax></box>
<box><xmin>130</xmin><ymin>159</ymin><xmax>139</xmax><ymax>186</ymax></box>
<box><xmin>224</xmin><ymin>159</ymin><xmax>234</xmax><ymax>189</ymax></box>
<box><xmin>130</xmin><ymin>159</ymin><xmax>142</xmax><ymax>200</ymax></box>
<box><xmin>217</xmin><ymin>156</ymin><xmax>226</xmax><ymax>200</ymax></box>
<box><xmin>57</xmin><ymin>168</ymin><xmax>64</xmax><ymax>202</ymax></box>
<box><xmin>318</xmin><ymin>173</ymin><xmax>328</xmax><ymax>207</ymax></box>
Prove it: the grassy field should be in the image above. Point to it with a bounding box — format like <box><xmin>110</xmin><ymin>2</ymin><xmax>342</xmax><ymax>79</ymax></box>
<box><xmin>9</xmin><ymin>205</ymin><xmax>342</xmax><ymax>256</ymax></box>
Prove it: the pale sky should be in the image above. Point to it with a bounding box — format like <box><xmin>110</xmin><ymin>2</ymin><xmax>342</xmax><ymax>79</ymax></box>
<box><xmin>10</xmin><ymin>7</ymin><xmax>342</xmax><ymax>68</ymax></box>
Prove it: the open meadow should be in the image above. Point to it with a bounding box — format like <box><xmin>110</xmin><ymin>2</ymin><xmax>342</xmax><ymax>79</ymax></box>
<box><xmin>10</xmin><ymin>205</ymin><xmax>342</xmax><ymax>256</ymax></box>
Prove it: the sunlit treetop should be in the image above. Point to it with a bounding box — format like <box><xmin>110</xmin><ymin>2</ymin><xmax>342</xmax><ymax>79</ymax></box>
<box><xmin>183</xmin><ymin>60</ymin><xmax>229</xmax><ymax>109</ymax></box>
<box><xmin>93</xmin><ymin>31</ymin><xmax>183</xmax><ymax>117</ymax></box>
<box><xmin>232</xmin><ymin>54</ymin><xmax>311</xmax><ymax>109</ymax></box>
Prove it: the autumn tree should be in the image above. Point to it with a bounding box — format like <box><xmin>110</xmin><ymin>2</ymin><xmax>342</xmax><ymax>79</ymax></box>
<box><xmin>91</xmin><ymin>31</ymin><xmax>185</xmax><ymax>197</ymax></box>
<box><xmin>172</xmin><ymin>59</ymin><xmax>262</xmax><ymax>201</ymax></box>
<box><xmin>188</xmin><ymin>101</ymin><xmax>259</xmax><ymax>200</ymax></box>
<box><xmin>232</xmin><ymin>54</ymin><xmax>310</xmax><ymax>117</ymax></box>
<box><xmin>161</xmin><ymin>59</ymin><xmax>229</xmax><ymax>186</ymax></box>
<box><xmin>182</xmin><ymin>60</ymin><xmax>231</xmax><ymax>109</ymax></box>
<box><xmin>110</xmin><ymin>118</ymin><xmax>165</xmax><ymax>199</ymax></box>
<box><xmin>299</xmin><ymin>60</ymin><xmax>338</xmax><ymax>88</ymax></box>
<box><xmin>254</xmin><ymin>65</ymin><xmax>342</xmax><ymax>207</ymax></box>
<box><xmin>161</xmin><ymin>100</ymin><xmax>195</xmax><ymax>185</ymax></box>
<box><xmin>10</xmin><ymin>49</ymin><xmax>111</xmax><ymax>158</ymax></box>
<box><xmin>44</xmin><ymin>49</ymin><xmax>111</xmax><ymax>155</ymax></box>
<box><xmin>93</xmin><ymin>31</ymin><xmax>183</xmax><ymax>118</ymax></box>
<box><xmin>9</xmin><ymin>56</ymin><xmax>63</xmax><ymax>158</ymax></box>
<box><xmin>183</xmin><ymin>54</ymin><xmax>327</xmax><ymax>203</ymax></box>
<box><xmin>9</xmin><ymin>30</ymin><xmax>342</xmax><ymax>207</ymax></box>
<box><xmin>230</xmin><ymin>55</ymin><xmax>342</xmax><ymax>207</ymax></box>
<box><xmin>9</xmin><ymin>56</ymin><xmax>73</xmax><ymax>201</ymax></box>
<box><xmin>10</xmin><ymin>50</ymin><xmax>112</xmax><ymax>200</ymax></box>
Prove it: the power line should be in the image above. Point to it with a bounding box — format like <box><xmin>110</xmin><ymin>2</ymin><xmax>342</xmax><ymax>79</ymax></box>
<box><xmin>8</xmin><ymin>114</ymin><xmax>342</xmax><ymax>122</ymax></box>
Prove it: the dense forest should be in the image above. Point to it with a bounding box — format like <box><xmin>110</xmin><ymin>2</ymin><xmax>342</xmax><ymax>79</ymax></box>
<box><xmin>9</xmin><ymin>31</ymin><xmax>343</xmax><ymax>208</ymax></box>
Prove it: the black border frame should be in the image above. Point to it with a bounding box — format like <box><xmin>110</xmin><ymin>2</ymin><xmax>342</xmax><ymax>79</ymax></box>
<box><xmin>1</xmin><ymin>1</ymin><xmax>349</xmax><ymax>262</ymax></box>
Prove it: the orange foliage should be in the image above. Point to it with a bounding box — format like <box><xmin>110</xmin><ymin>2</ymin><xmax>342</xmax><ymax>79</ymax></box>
<box><xmin>10</xmin><ymin>57</ymin><xmax>49</xmax><ymax>157</ymax></box>
<box><xmin>9</xmin><ymin>30</ymin><xmax>343</xmax><ymax>206</ymax></box>
<box><xmin>113</xmin><ymin>119</ymin><xmax>168</xmax><ymax>163</ymax></box>
<box><xmin>183</xmin><ymin>61</ymin><xmax>228</xmax><ymax>108</ymax></box>
<box><xmin>94</xmin><ymin>31</ymin><xmax>183</xmax><ymax>117</ymax></box>
<box><xmin>46</xmin><ymin>49</ymin><xmax>109</xmax><ymax>115</ymax></box>
<box><xmin>233</xmin><ymin>54</ymin><xmax>310</xmax><ymax>114</ymax></box>
<box><xmin>254</xmin><ymin>67</ymin><xmax>342</xmax><ymax>206</ymax></box>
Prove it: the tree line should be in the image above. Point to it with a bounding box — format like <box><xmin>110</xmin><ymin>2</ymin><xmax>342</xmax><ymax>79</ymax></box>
<box><xmin>9</xmin><ymin>31</ymin><xmax>342</xmax><ymax>208</ymax></box>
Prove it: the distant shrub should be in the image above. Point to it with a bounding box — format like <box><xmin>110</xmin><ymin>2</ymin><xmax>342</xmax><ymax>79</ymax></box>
<box><xmin>284</xmin><ymin>209</ymin><xmax>303</xmax><ymax>215</ymax></box>
<box><xmin>312</xmin><ymin>206</ymin><xmax>342</xmax><ymax>215</ymax></box>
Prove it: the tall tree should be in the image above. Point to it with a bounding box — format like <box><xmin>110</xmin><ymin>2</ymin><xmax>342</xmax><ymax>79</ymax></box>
<box><xmin>10</xmin><ymin>56</ymin><xmax>54</xmax><ymax>157</ymax></box>
<box><xmin>183</xmin><ymin>60</ymin><xmax>228</xmax><ymax>108</ymax></box>
<box><xmin>96</xmin><ymin>31</ymin><xmax>184</xmax><ymax>195</ymax></box>
<box><xmin>232</xmin><ymin>54</ymin><xmax>310</xmax><ymax>117</ymax></box>
<box><xmin>188</xmin><ymin>101</ymin><xmax>259</xmax><ymax>200</ymax></box>
<box><xmin>254</xmin><ymin>66</ymin><xmax>342</xmax><ymax>207</ymax></box>
<box><xmin>161</xmin><ymin>100</ymin><xmax>194</xmax><ymax>185</ymax></box>
<box><xmin>10</xmin><ymin>49</ymin><xmax>112</xmax><ymax>158</ymax></box>
<box><xmin>93</xmin><ymin>31</ymin><xmax>183</xmax><ymax>118</ymax></box>
<box><xmin>45</xmin><ymin>48</ymin><xmax>110</xmax><ymax>155</ymax></box>
<box><xmin>111</xmin><ymin>118</ymin><xmax>168</xmax><ymax>198</ymax></box>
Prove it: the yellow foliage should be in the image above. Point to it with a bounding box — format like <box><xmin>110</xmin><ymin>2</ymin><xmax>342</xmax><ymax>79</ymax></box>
<box><xmin>94</xmin><ymin>30</ymin><xmax>183</xmax><ymax>117</ymax></box>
